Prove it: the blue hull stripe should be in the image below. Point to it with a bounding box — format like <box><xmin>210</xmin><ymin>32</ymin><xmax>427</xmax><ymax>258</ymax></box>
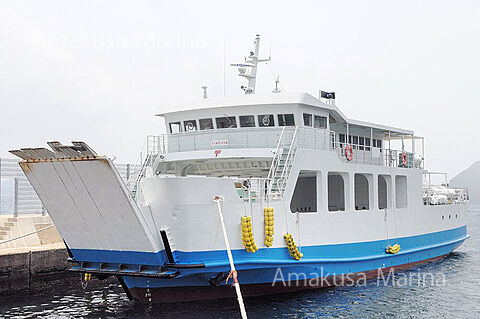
<box><xmin>171</xmin><ymin>226</ymin><xmax>468</xmax><ymax>267</ymax></box>
<box><xmin>70</xmin><ymin>249</ymin><xmax>166</xmax><ymax>265</ymax></box>
<box><xmin>121</xmin><ymin>226</ymin><xmax>468</xmax><ymax>288</ymax></box>
<box><xmin>71</xmin><ymin>226</ymin><xmax>468</xmax><ymax>287</ymax></box>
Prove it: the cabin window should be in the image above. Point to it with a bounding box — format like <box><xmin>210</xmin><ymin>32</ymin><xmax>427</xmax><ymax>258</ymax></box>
<box><xmin>303</xmin><ymin>113</ymin><xmax>313</xmax><ymax>127</ymax></box>
<box><xmin>328</xmin><ymin>173</ymin><xmax>345</xmax><ymax>212</ymax></box>
<box><xmin>373</xmin><ymin>139</ymin><xmax>382</xmax><ymax>149</ymax></box>
<box><xmin>395</xmin><ymin>175</ymin><xmax>408</xmax><ymax>208</ymax></box>
<box><xmin>359</xmin><ymin>137</ymin><xmax>365</xmax><ymax>150</ymax></box>
<box><xmin>290</xmin><ymin>171</ymin><xmax>317</xmax><ymax>213</ymax></box>
<box><xmin>183</xmin><ymin>120</ymin><xmax>197</xmax><ymax>131</ymax></box>
<box><xmin>354</xmin><ymin>174</ymin><xmax>370</xmax><ymax>210</ymax></box>
<box><xmin>278</xmin><ymin>114</ymin><xmax>295</xmax><ymax>126</ymax></box>
<box><xmin>199</xmin><ymin>118</ymin><xmax>214</xmax><ymax>130</ymax></box>
<box><xmin>353</xmin><ymin>136</ymin><xmax>358</xmax><ymax>148</ymax></box>
<box><xmin>258</xmin><ymin>114</ymin><xmax>275</xmax><ymax>127</ymax></box>
<box><xmin>365</xmin><ymin>138</ymin><xmax>371</xmax><ymax>151</ymax></box>
<box><xmin>215</xmin><ymin>116</ymin><xmax>237</xmax><ymax>129</ymax></box>
<box><xmin>377</xmin><ymin>140</ymin><xmax>382</xmax><ymax>152</ymax></box>
<box><xmin>169</xmin><ymin>122</ymin><xmax>181</xmax><ymax>133</ymax></box>
<box><xmin>339</xmin><ymin>134</ymin><xmax>346</xmax><ymax>148</ymax></box>
<box><xmin>378</xmin><ymin>175</ymin><xmax>391</xmax><ymax>209</ymax></box>
<box><xmin>239</xmin><ymin>115</ymin><xmax>255</xmax><ymax>128</ymax></box>
<box><xmin>314</xmin><ymin>115</ymin><xmax>327</xmax><ymax>128</ymax></box>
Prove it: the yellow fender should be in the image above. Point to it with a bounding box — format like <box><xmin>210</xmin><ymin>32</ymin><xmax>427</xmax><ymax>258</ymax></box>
<box><xmin>264</xmin><ymin>207</ymin><xmax>274</xmax><ymax>247</ymax></box>
<box><xmin>386</xmin><ymin>244</ymin><xmax>401</xmax><ymax>254</ymax></box>
<box><xmin>241</xmin><ymin>216</ymin><xmax>258</xmax><ymax>253</ymax></box>
<box><xmin>284</xmin><ymin>233</ymin><xmax>303</xmax><ymax>260</ymax></box>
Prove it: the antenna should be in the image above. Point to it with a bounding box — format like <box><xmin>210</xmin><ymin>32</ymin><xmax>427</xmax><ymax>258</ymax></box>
<box><xmin>269</xmin><ymin>41</ymin><xmax>271</xmax><ymax>61</ymax></box>
<box><xmin>231</xmin><ymin>34</ymin><xmax>271</xmax><ymax>95</ymax></box>
<box><xmin>272</xmin><ymin>75</ymin><xmax>281</xmax><ymax>93</ymax></box>
<box><xmin>223</xmin><ymin>36</ymin><xmax>226</xmax><ymax>97</ymax></box>
<box><xmin>202</xmin><ymin>86</ymin><xmax>208</xmax><ymax>99</ymax></box>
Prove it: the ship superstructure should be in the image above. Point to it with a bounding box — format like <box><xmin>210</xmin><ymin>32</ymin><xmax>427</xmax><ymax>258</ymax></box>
<box><xmin>9</xmin><ymin>35</ymin><xmax>469</xmax><ymax>303</ymax></box>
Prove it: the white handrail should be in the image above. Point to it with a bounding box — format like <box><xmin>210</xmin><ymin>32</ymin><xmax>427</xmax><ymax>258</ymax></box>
<box><xmin>128</xmin><ymin>135</ymin><xmax>164</xmax><ymax>201</ymax></box>
<box><xmin>332</xmin><ymin>141</ymin><xmax>423</xmax><ymax>169</ymax></box>
<box><xmin>277</xmin><ymin>126</ymin><xmax>300</xmax><ymax>194</ymax></box>
<box><xmin>267</xmin><ymin>127</ymin><xmax>286</xmax><ymax>183</ymax></box>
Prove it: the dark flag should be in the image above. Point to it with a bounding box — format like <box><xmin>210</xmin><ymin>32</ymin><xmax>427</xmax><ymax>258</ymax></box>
<box><xmin>321</xmin><ymin>91</ymin><xmax>335</xmax><ymax>99</ymax></box>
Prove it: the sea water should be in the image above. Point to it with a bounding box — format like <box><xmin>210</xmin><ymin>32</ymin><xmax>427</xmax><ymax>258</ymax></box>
<box><xmin>1</xmin><ymin>206</ymin><xmax>479</xmax><ymax>318</ymax></box>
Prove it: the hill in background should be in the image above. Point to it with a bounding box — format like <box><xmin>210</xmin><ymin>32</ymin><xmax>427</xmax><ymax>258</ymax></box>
<box><xmin>450</xmin><ymin>161</ymin><xmax>480</xmax><ymax>204</ymax></box>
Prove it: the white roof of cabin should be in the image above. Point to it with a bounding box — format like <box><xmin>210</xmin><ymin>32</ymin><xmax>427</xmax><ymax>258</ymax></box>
<box><xmin>156</xmin><ymin>92</ymin><xmax>413</xmax><ymax>135</ymax></box>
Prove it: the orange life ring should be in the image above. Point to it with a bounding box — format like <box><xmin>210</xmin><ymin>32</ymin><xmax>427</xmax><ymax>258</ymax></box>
<box><xmin>401</xmin><ymin>152</ymin><xmax>408</xmax><ymax>166</ymax></box>
<box><xmin>345</xmin><ymin>145</ymin><xmax>353</xmax><ymax>161</ymax></box>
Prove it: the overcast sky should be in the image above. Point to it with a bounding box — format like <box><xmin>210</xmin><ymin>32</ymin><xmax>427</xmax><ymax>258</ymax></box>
<box><xmin>0</xmin><ymin>0</ymin><xmax>478</xmax><ymax>178</ymax></box>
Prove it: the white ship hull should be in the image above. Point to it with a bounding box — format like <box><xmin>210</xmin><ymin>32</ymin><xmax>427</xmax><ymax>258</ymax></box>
<box><xmin>12</xmin><ymin>146</ymin><xmax>468</xmax><ymax>303</ymax></box>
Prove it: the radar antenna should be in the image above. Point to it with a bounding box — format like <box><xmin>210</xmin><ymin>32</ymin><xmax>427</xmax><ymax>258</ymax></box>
<box><xmin>231</xmin><ymin>34</ymin><xmax>270</xmax><ymax>95</ymax></box>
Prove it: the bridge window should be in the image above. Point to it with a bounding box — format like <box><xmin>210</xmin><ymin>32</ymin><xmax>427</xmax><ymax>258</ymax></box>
<box><xmin>184</xmin><ymin>120</ymin><xmax>197</xmax><ymax>131</ymax></box>
<box><xmin>199</xmin><ymin>118</ymin><xmax>214</xmax><ymax>130</ymax></box>
<box><xmin>216</xmin><ymin>116</ymin><xmax>237</xmax><ymax>129</ymax></box>
<box><xmin>239</xmin><ymin>115</ymin><xmax>255</xmax><ymax>128</ymax></box>
<box><xmin>258</xmin><ymin>114</ymin><xmax>275</xmax><ymax>127</ymax></box>
<box><xmin>278</xmin><ymin>114</ymin><xmax>295</xmax><ymax>126</ymax></box>
<box><xmin>328</xmin><ymin>173</ymin><xmax>345</xmax><ymax>212</ymax></box>
<box><xmin>395</xmin><ymin>175</ymin><xmax>408</xmax><ymax>208</ymax></box>
<box><xmin>169</xmin><ymin>122</ymin><xmax>181</xmax><ymax>133</ymax></box>
<box><xmin>354</xmin><ymin>174</ymin><xmax>370</xmax><ymax>210</ymax></box>
<box><xmin>314</xmin><ymin>115</ymin><xmax>327</xmax><ymax>128</ymax></box>
<box><xmin>303</xmin><ymin>113</ymin><xmax>313</xmax><ymax>127</ymax></box>
<box><xmin>290</xmin><ymin>171</ymin><xmax>317</xmax><ymax>213</ymax></box>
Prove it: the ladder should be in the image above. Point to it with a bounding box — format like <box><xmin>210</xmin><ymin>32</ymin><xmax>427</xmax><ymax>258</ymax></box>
<box><xmin>267</xmin><ymin>127</ymin><xmax>299</xmax><ymax>198</ymax></box>
<box><xmin>127</xmin><ymin>135</ymin><xmax>164</xmax><ymax>202</ymax></box>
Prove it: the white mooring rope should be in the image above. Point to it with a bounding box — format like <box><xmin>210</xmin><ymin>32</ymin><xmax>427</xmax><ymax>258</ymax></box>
<box><xmin>213</xmin><ymin>195</ymin><xmax>248</xmax><ymax>319</ymax></box>
<box><xmin>0</xmin><ymin>224</ymin><xmax>54</xmax><ymax>245</ymax></box>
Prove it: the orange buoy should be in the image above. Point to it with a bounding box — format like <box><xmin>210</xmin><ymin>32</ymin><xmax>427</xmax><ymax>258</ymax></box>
<box><xmin>345</xmin><ymin>145</ymin><xmax>353</xmax><ymax>161</ymax></box>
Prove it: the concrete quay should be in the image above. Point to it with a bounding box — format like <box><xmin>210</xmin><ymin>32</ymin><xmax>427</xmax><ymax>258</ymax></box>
<box><xmin>0</xmin><ymin>215</ymin><xmax>112</xmax><ymax>296</ymax></box>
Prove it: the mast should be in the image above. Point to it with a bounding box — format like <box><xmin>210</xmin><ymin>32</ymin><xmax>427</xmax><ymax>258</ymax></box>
<box><xmin>231</xmin><ymin>34</ymin><xmax>270</xmax><ymax>95</ymax></box>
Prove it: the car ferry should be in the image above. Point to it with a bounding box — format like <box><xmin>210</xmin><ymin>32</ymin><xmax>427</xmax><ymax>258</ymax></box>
<box><xmin>10</xmin><ymin>35</ymin><xmax>469</xmax><ymax>303</ymax></box>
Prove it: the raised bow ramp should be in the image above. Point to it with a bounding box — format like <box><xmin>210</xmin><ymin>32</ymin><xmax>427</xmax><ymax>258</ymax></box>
<box><xmin>9</xmin><ymin>142</ymin><xmax>164</xmax><ymax>266</ymax></box>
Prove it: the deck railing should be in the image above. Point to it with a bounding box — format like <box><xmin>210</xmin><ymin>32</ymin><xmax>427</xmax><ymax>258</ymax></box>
<box><xmin>142</xmin><ymin>126</ymin><xmax>423</xmax><ymax>169</ymax></box>
<box><xmin>153</xmin><ymin>127</ymin><xmax>333</xmax><ymax>153</ymax></box>
<box><xmin>332</xmin><ymin>142</ymin><xmax>424</xmax><ymax>169</ymax></box>
<box><xmin>165</xmin><ymin>127</ymin><xmax>285</xmax><ymax>152</ymax></box>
